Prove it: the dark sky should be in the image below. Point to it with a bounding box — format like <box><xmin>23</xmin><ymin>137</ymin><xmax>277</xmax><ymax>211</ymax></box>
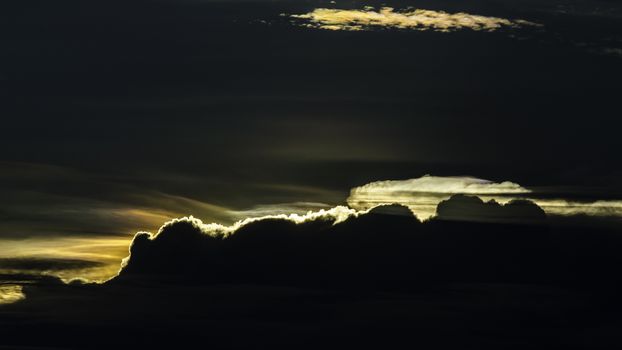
<box><xmin>3</xmin><ymin>3</ymin><xmax>622</xmax><ymax>347</ymax></box>
<box><xmin>1</xmin><ymin>0</ymin><xmax>622</xmax><ymax>241</ymax></box>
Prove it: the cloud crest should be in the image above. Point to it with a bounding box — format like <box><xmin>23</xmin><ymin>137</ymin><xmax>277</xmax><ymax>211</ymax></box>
<box><xmin>290</xmin><ymin>7</ymin><xmax>539</xmax><ymax>32</ymax></box>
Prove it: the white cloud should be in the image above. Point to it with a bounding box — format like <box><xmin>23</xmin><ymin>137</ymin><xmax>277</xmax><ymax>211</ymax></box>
<box><xmin>290</xmin><ymin>7</ymin><xmax>540</xmax><ymax>32</ymax></box>
<box><xmin>351</xmin><ymin>175</ymin><xmax>530</xmax><ymax>195</ymax></box>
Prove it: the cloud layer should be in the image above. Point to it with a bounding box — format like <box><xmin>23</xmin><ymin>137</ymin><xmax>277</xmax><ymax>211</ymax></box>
<box><xmin>349</xmin><ymin>175</ymin><xmax>622</xmax><ymax>220</ymax></box>
<box><xmin>290</xmin><ymin>7</ymin><xmax>539</xmax><ymax>32</ymax></box>
<box><xmin>348</xmin><ymin>175</ymin><xmax>530</xmax><ymax>220</ymax></box>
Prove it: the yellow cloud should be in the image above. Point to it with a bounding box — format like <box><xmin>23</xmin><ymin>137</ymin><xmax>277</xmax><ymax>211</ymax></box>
<box><xmin>348</xmin><ymin>175</ymin><xmax>622</xmax><ymax>220</ymax></box>
<box><xmin>290</xmin><ymin>7</ymin><xmax>540</xmax><ymax>32</ymax></box>
<box><xmin>0</xmin><ymin>284</ymin><xmax>25</xmax><ymax>305</ymax></box>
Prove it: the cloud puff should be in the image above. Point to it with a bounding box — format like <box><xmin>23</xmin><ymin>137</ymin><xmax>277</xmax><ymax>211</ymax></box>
<box><xmin>149</xmin><ymin>205</ymin><xmax>360</xmax><ymax>238</ymax></box>
<box><xmin>0</xmin><ymin>284</ymin><xmax>25</xmax><ymax>305</ymax></box>
<box><xmin>290</xmin><ymin>7</ymin><xmax>540</xmax><ymax>32</ymax></box>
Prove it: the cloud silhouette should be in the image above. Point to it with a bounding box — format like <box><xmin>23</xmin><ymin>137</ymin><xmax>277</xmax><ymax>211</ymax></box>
<box><xmin>436</xmin><ymin>194</ymin><xmax>546</xmax><ymax>224</ymax></box>
<box><xmin>113</xmin><ymin>200</ymin><xmax>561</xmax><ymax>288</ymax></box>
<box><xmin>0</xmin><ymin>284</ymin><xmax>25</xmax><ymax>305</ymax></box>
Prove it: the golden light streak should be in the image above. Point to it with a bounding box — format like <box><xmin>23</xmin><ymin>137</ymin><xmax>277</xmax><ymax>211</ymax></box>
<box><xmin>0</xmin><ymin>236</ymin><xmax>132</xmax><ymax>283</ymax></box>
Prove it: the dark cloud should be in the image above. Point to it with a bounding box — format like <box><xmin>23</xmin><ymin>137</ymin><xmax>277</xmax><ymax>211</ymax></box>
<box><xmin>436</xmin><ymin>194</ymin><xmax>547</xmax><ymax>224</ymax></box>
<box><xmin>115</xmin><ymin>199</ymin><xmax>620</xmax><ymax>290</ymax></box>
<box><xmin>0</xmin><ymin>258</ymin><xmax>104</xmax><ymax>272</ymax></box>
<box><xmin>2</xmin><ymin>200</ymin><xmax>622</xmax><ymax>348</ymax></box>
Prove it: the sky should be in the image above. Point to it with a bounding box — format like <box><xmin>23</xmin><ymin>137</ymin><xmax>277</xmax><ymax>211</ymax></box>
<box><xmin>3</xmin><ymin>2</ymin><xmax>622</xmax><ymax>348</ymax></box>
<box><xmin>1</xmin><ymin>0</ymin><xmax>622</xmax><ymax>281</ymax></box>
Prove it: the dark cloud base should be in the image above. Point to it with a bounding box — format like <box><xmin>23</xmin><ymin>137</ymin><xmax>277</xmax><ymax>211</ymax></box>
<box><xmin>2</xmin><ymin>196</ymin><xmax>622</xmax><ymax>349</ymax></box>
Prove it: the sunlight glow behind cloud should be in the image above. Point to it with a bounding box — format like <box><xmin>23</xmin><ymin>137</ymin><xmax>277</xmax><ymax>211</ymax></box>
<box><xmin>290</xmin><ymin>7</ymin><xmax>540</xmax><ymax>32</ymax></box>
<box><xmin>5</xmin><ymin>175</ymin><xmax>622</xmax><ymax>285</ymax></box>
<box><xmin>0</xmin><ymin>237</ymin><xmax>131</xmax><ymax>283</ymax></box>
<box><xmin>137</xmin><ymin>205</ymin><xmax>361</xmax><ymax>240</ymax></box>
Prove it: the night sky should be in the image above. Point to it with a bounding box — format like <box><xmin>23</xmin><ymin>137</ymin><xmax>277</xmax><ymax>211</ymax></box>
<box><xmin>1</xmin><ymin>1</ymin><xmax>622</xmax><ymax>348</ymax></box>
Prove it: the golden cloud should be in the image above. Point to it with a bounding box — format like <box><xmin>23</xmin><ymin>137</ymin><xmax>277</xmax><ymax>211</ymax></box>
<box><xmin>290</xmin><ymin>7</ymin><xmax>540</xmax><ymax>32</ymax></box>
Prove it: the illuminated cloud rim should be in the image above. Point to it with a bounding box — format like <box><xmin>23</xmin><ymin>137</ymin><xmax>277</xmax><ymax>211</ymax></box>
<box><xmin>133</xmin><ymin>206</ymin><xmax>359</xmax><ymax>239</ymax></box>
<box><xmin>119</xmin><ymin>206</ymin><xmax>362</xmax><ymax>273</ymax></box>
<box><xmin>290</xmin><ymin>7</ymin><xmax>540</xmax><ymax>32</ymax></box>
<box><xmin>351</xmin><ymin>175</ymin><xmax>531</xmax><ymax>196</ymax></box>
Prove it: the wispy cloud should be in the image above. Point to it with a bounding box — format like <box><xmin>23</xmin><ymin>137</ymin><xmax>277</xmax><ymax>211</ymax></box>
<box><xmin>0</xmin><ymin>236</ymin><xmax>131</xmax><ymax>282</ymax></box>
<box><xmin>290</xmin><ymin>7</ymin><xmax>540</xmax><ymax>32</ymax></box>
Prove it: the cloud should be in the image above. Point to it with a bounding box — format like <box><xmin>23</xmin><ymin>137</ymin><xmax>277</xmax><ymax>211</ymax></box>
<box><xmin>351</xmin><ymin>175</ymin><xmax>530</xmax><ymax>195</ymax></box>
<box><xmin>114</xmin><ymin>199</ymin><xmax>558</xmax><ymax>287</ymax></box>
<box><xmin>348</xmin><ymin>175</ymin><xmax>530</xmax><ymax>220</ymax></box>
<box><xmin>348</xmin><ymin>175</ymin><xmax>622</xmax><ymax>220</ymax></box>
<box><xmin>0</xmin><ymin>284</ymin><xmax>25</xmax><ymax>305</ymax></box>
<box><xmin>436</xmin><ymin>194</ymin><xmax>546</xmax><ymax>224</ymax></box>
<box><xmin>289</xmin><ymin>7</ymin><xmax>540</xmax><ymax>32</ymax></box>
